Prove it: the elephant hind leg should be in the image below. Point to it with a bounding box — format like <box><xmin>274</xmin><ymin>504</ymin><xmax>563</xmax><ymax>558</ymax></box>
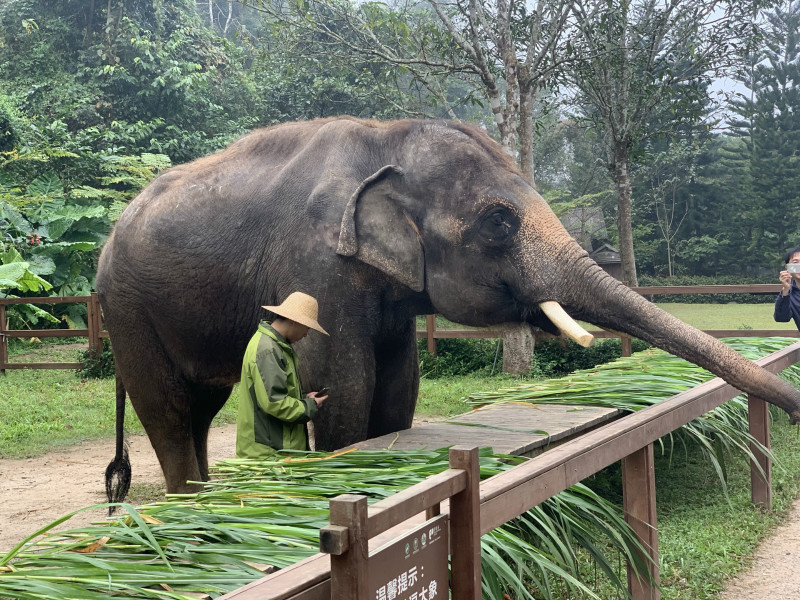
<box><xmin>189</xmin><ymin>384</ymin><xmax>232</xmax><ymax>481</ymax></box>
<box><xmin>114</xmin><ymin>341</ymin><xmax>204</xmax><ymax>494</ymax></box>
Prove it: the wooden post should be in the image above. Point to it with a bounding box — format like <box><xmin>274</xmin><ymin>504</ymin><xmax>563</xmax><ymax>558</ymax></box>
<box><xmin>0</xmin><ymin>303</ymin><xmax>7</xmax><ymax>376</ymax></box>
<box><xmin>748</xmin><ymin>394</ymin><xmax>772</xmax><ymax>508</ymax></box>
<box><xmin>426</xmin><ymin>314</ymin><xmax>437</xmax><ymax>356</ymax></box>
<box><xmin>327</xmin><ymin>494</ymin><xmax>369</xmax><ymax>600</ymax></box>
<box><xmin>621</xmin><ymin>336</ymin><xmax>632</xmax><ymax>357</ymax></box>
<box><xmin>87</xmin><ymin>293</ymin><xmax>101</xmax><ymax>359</ymax></box>
<box><xmin>622</xmin><ymin>444</ymin><xmax>660</xmax><ymax>600</ymax></box>
<box><xmin>449</xmin><ymin>446</ymin><xmax>481</xmax><ymax>600</ymax></box>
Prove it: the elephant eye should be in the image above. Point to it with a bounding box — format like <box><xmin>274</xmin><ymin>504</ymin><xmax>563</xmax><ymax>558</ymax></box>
<box><xmin>479</xmin><ymin>207</ymin><xmax>518</xmax><ymax>244</ymax></box>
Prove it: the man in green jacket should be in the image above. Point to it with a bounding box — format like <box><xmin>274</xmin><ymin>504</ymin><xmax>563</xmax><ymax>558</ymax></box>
<box><xmin>236</xmin><ymin>292</ymin><xmax>329</xmax><ymax>459</ymax></box>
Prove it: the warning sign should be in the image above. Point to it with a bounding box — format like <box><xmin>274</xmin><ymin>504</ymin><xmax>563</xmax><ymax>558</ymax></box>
<box><xmin>368</xmin><ymin>514</ymin><xmax>449</xmax><ymax>600</ymax></box>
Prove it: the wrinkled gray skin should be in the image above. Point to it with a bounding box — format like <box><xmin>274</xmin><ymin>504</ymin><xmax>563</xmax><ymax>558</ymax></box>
<box><xmin>97</xmin><ymin>117</ymin><xmax>800</xmax><ymax>495</ymax></box>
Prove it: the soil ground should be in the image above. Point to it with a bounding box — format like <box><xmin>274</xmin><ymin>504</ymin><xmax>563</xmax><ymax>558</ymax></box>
<box><xmin>0</xmin><ymin>423</ymin><xmax>237</xmax><ymax>552</ymax></box>
<box><xmin>2</xmin><ymin>426</ymin><xmax>799</xmax><ymax>597</ymax></box>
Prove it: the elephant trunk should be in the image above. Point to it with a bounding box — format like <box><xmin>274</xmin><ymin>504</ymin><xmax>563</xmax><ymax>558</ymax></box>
<box><xmin>552</xmin><ymin>256</ymin><xmax>800</xmax><ymax>424</ymax></box>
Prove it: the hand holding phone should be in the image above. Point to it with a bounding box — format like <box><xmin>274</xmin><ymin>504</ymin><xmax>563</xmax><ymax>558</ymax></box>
<box><xmin>316</xmin><ymin>387</ymin><xmax>330</xmax><ymax>397</ymax></box>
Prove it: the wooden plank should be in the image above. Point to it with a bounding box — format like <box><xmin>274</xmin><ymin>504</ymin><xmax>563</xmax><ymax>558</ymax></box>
<box><xmin>329</xmin><ymin>495</ymin><xmax>369</xmax><ymax>600</ymax></box>
<box><xmin>426</xmin><ymin>314</ymin><xmax>437</xmax><ymax>355</ymax></box>
<box><xmin>748</xmin><ymin>395</ymin><xmax>772</xmax><ymax>508</ymax></box>
<box><xmin>0</xmin><ymin>303</ymin><xmax>6</xmax><ymax>375</ymax></box>
<box><xmin>449</xmin><ymin>447</ymin><xmax>481</xmax><ymax>600</ymax></box>
<box><xmin>218</xmin><ymin>554</ymin><xmax>331</xmax><ymax>600</ymax></box>
<box><xmin>630</xmin><ymin>284</ymin><xmax>781</xmax><ymax>295</ymax></box>
<box><xmin>351</xmin><ymin>404</ymin><xmax>620</xmax><ymax>456</ymax></box>
<box><xmin>88</xmin><ymin>292</ymin><xmax>101</xmax><ymax>358</ymax></box>
<box><xmin>0</xmin><ymin>296</ymin><xmax>90</xmax><ymax>305</ymax></box>
<box><xmin>417</xmin><ymin>328</ymin><xmax>799</xmax><ymax>340</ymax></box>
<box><xmin>366</xmin><ymin>469</ymin><xmax>465</xmax><ymax>539</ymax></box>
<box><xmin>3</xmin><ymin>329</ymin><xmax>90</xmax><ymax>338</ymax></box>
<box><xmin>701</xmin><ymin>330</ymin><xmax>800</xmax><ymax>338</ymax></box>
<box><xmin>622</xmin><ymin>444</ymin><xmax>660</xmax><ymax>600</ymax></box>
<box><xmin>2</xmin><ymin>362</ymin><xmax>83</xmax><ymax>370</ymax></box>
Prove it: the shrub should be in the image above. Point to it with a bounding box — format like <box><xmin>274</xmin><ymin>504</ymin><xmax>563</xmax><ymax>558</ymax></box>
<box><xmin>418</xmin><ymin>336</ymin><xmax>650</xmax><ymax>379</ymax></box>
<box><xmin>76</xmin><ymin>338</ymin><xmax>115</xmax><ymax>379</ymax></box>
<box><xmin>418</xmin><ymin>338</ymin><xmax>501</xmax><ymax>378</ymax></box>
<box><xmin>532</xmin><ymin>338</ymin><xmax>651</xmax><ymax>378</ymax></box>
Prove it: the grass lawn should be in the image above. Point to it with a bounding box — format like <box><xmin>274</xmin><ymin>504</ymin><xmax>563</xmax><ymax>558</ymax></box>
<box><xmin>2</xmin><ymin>303</ymin><xmax>796</xmax><ymax>459</ymax></box>
<box><xmin>652</xmin><ymin>302</ymin><xmax>797</xmax><ymax>331</ymax></box>
<box><xmin>419</xmin><ymin>302</ymin><xmax>798</xmax><ymax>332</ymax></box>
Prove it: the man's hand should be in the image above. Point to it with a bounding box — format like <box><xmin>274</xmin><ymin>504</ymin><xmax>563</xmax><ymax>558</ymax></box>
<box><xmin>308</xmin><ymin>391</ymin><xmax>328</xmax><ymax>406</ymax></box>
<box><xmin>780</xmin><ymin>270</ymin><xmax>792</xmax><ymax>295</ymax></box>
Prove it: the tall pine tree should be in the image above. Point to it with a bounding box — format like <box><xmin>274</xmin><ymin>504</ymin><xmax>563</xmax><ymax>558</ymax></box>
<box><xmin>729</xmin><ymin>1</ymin><xmax>800</xmax><ymax>272</ymax></box>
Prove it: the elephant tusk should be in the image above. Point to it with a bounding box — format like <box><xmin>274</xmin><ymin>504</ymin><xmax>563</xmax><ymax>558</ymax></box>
<box><xmin>539</xmin><ymin>301</ymin><xmax>594</xmax><ymax>348</ymax></box>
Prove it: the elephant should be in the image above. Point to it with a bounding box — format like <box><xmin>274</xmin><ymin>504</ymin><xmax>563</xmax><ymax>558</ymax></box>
<box><xmin>96</xmin><ymin>116</ymin><xmax>800</xmax><ymax>500</ymax></box>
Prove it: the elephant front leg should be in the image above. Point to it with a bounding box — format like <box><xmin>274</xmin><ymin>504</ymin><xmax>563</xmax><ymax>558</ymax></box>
<box><xmin>307</xmin><ymin>340</ymin><xmax>376</xmax><ymax>451</ymax></box>
<box><xmin>368</xmin><ymin>325</ymin><xmax>419</xmax><ymax>439</ymax></box>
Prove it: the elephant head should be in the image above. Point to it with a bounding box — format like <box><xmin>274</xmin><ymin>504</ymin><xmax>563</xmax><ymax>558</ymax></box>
<box><xmin>335</xmin><ymin>120</ymin><xmax>800</xmax><ymax>423</ymax></box>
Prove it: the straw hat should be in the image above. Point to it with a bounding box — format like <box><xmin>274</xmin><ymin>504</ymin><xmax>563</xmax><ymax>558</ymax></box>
<box><xmin>262</xmin><ymin>292</ymin><xmax>329</xmax><ymax>335</ymax></box>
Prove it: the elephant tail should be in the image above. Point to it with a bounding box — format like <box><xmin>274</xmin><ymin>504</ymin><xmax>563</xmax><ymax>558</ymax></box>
<box><xmin>105</xmin><ymin>372</ymin><xmax>131</xmax><ymax>515</ymax></box>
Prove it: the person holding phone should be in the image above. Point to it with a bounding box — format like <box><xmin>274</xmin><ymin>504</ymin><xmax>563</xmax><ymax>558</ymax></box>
<box><xmin>236</xmin><ymin>292</ymin><xmax>330</xmax><ymax>459</ymax></box>
<box><xmin>775</xmin><ymin>246</ymin><xmax>800</xmax><ymax>332</ymax></box>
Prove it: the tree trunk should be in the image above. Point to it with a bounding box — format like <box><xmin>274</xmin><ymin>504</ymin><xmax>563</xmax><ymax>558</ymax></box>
<box><xmin>517</xmin><ymin>83</ymin><xmax>535</xmax><ymax>185</ymax></box>
<box><xmin>613</xmin><ymin>140</ymin><xmax>638</xmax><ymax>287</ymax></box>
<box><xmin>502</xmin><ymin>323</ymin><xmax>535</xmax><ymax>375</ymax></box>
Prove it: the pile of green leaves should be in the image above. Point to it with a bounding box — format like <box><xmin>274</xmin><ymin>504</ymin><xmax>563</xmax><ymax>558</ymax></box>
<box><xmin>469</xmin><ymin>337</ymin><xmax>800</xmax><ymax>501</ymax></box>
<box><xmin>0</xmin><ymin>449</ymin><xmax>648</xmax><ymax>600</ymax></box>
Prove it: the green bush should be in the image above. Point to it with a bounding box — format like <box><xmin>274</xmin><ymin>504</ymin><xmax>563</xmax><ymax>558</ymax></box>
<box><xmin>638</xmin><ymin>274</ymin><xmax>778</xmax><ymax>304</ymax></box>
<box><xmin>532</xmin><ymin>338</ymin><xmax>651</xmax><ymax>378</ymax></box>
<box><xmin>418</xmin><ymin>338</ymin><xmax>501</xmax><ymax>378</ymax></box>
<box><xmin>75</xmin><ymin>339</ymin><xmax>115</xmax><ymax>379</ymax></box>
<box><xmin>418</xmin><ymin>336</ymin><xmax>650</xmax><ymax>379</ymax></box>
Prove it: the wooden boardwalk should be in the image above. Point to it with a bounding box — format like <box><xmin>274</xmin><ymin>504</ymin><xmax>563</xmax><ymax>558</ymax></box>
<box><xmin>348</xmin><ymin>403</ymin><xmax>621</xmax><ymax>456</ymax></box>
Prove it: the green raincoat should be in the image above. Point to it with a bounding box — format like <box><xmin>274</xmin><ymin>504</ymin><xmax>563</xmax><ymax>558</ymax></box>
<box><xmin>236</xmin><ymin>322</ymin><xmax>318</xmax><ymax>458</ymax></box>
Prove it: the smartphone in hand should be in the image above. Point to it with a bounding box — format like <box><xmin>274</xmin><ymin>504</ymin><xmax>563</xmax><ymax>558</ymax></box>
<box><xmin>316</xmin><ymin>387</ymin><xmax>330</xmax><ymax>397</ymax></box>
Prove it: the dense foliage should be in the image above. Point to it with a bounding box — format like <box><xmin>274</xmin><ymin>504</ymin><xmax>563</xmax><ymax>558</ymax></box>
<box><xmin>2</xmin><ymin>0</ymin><xmax>799</xmax><ymax>331</ymax></box>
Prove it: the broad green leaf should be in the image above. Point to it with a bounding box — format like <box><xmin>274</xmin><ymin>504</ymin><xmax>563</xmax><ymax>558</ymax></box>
<box><xmin>0</xmin><ymin>201</ymin><xmax>32</xmax><ymax>234</ymax></box>
<box><xmin>47</xmin><ymin>241</ymin><xmax>96</xmax><ymax>251</ymax></box>
<box><xmin>43</xmin><ymin>217</ymin><xmax>73</xmax><ymax>240</ymax></box>
<box><xmin>25</xmin><ymin>254</ymin><xmax>56</xmax><ymax>276</ymax></box>
<box><xmin>14</xmin><ymin>269</ymin><xmax>52</xmax><ymax>292</ymax></box>
<box><xmin>0</xmin><ymin>246</ymin><xmax>24</xmax><ymax>263</ymax></box>
<box><xmin>0</xmin><ymin>277</ymin><xmax>22</xmax><ymax>289</ymax></box>
<box><xmin>0</xmin><ymin>261</ymin><xmax>28</xmax><ymax>280</ymax></box>
<box><xmin>27</xmin><ymin>171</ymin><xmax>64</xmax><ymax>198</ymax></box>
<box><xmin>52</xmin><ymin>204</ymin><xmax>106</xmax><ymax>221</ymax></box>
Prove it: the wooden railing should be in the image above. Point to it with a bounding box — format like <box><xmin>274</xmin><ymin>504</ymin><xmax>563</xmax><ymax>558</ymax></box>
<box><xmin>0</xmin><ymin>292</ymin><xmax>107</xmax><ymax>374</ymax></box>
<box><xmin>219</xmin><ymin>341</ymin><xmax>800</xmax><ymax>600</ymax></box>
<box><xmin>417</xmin><ymin>284</ymin><xmax>798</xmax><ymax>355</ymax></box>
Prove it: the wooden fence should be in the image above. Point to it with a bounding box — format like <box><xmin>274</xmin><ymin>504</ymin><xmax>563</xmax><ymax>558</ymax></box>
<box><xmin>219</xmin><ymin>341</ymin><xmax>800</xmax><ymax>600</ymax></box>
<box><xmin>0</xmin><ymin>292</ymin><xmax>106</xmax><ymax>374</ymax></box>
<box><xmin>418</xmin><ymin>284</ymin><xmax>799</xmax><ymax>356</ymax></box>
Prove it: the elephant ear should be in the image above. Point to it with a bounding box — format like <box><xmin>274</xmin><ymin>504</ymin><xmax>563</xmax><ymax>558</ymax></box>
<box><xmin>336</xmin><ymin>165</ymin><xmax>425</xmax><ymax>292</ymax></box>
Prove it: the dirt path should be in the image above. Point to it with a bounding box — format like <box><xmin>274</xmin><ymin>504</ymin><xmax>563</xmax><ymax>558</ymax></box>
<box><xmin>2</xmin><ymin>426</ymin><xmax>800</xmax><ymax>597</ymax></box>
<box><xmin>0</xmin><ymin>424</ymin><xmax>237</xmax><ymax>552</ymax></box>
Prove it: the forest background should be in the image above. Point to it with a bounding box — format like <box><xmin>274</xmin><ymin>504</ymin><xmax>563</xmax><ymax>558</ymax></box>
<box><xmin>1</xmin><ymin>0</ymin><xmax>800</xmax><ymax>331</ymax></box>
